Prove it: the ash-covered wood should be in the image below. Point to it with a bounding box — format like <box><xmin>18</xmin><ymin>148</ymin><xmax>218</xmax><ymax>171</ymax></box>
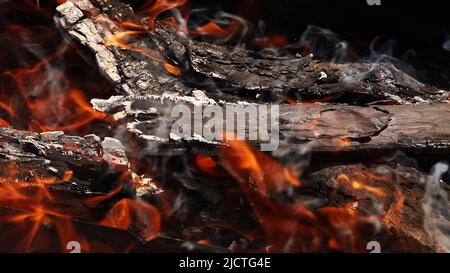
<box><xmin>0</xmin><ymin>127</ymin><xmax>129</xmax><ymax>195</ymax></box>
<box><xmin>91</xmin><ymin>95</ymin><xmax>450</xmax><ymax>155</ymax></box>
<box><xmin>55</xmin><ymin>0</ymin><xmax>448</xmax><ymax>104</ymax></box>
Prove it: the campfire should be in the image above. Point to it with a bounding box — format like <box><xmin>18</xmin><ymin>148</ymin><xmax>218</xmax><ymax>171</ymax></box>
<box><xmin>0</xmin><ymin>0</ymin><xmax>449</xmax><ymax>253</ymax></box>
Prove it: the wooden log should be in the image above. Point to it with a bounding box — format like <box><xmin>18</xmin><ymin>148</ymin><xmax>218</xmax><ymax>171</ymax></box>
<box><xmin>54</xmin><ymin>0</ymin><xmax>448</xmax><ymax>104</ymax></box>
<box><xmin>91</xmin><ymin>95</ymin><xmax>450</xmax><ymax>155</ymax></box>
<box><xmin>0</xmin><ymin>127</ymin><xmax>129</xmax><ymax>195</ymax></box>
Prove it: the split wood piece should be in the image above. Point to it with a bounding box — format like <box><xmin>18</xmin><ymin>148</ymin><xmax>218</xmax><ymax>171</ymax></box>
<box><xmin>55</xmin><ymin>0</ymin><xmax>448</xmax><ymax>104</ymax></box>
<box><xmin>0</xmin><ymin>127</ymin><xmax>129</xmax><ymax>196</ymax></box>
<box><xmin>92</xmin><ymin>95</ymin><xmax>450</xmax><ymax>155</ymax></box>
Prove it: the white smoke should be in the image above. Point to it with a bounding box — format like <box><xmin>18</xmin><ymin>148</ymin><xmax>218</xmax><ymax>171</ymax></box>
<box><xmin>286</xmin><ymin>25</ymin><xmax>349</xmax><ymax>63</ymax></box>
<box><xmin>423</xmin><ymin>162</ymin><xmax>450</xmax><ymax>252</ymax></box>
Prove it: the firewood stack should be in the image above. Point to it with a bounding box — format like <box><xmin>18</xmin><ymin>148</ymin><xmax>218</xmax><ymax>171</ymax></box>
<box><xmin>0</xmin><ymin>0</ymin><xmax>449</xmax><ymax>252</ymax></box>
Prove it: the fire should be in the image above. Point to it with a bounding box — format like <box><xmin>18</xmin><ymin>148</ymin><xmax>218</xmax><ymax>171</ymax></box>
<box><xmin>29</xmin><ymin>89</ymin><xmax>108</xmax><ymax>132</ymax></box>
<box><xmin>0</xmin><ymin>167</ymin><xmax>82</xmax><ymax>251</ymax></box>
<box><xmin>0</xmin><ymin>119</ymin><xmax>10</xmax><ymax>128</ymax></box>
<box><xmin>224</xmin><ymin>139</ymin><xmax>301</xmax><ymax>195</ymax></box>
<box><xmin>164</xmin><ymin>63</ymin><xmax>182</xmax><ymax>76</ymax></box>
<box><xmin>104</xmin><ymin>30</ymin><xmax>181</xmax><ymax>76</ymax></box>
<box><xmin>0</xmin><ymin>162</ymin><xmax>162</xmax><ymax>251</ymax></box>
<box><xmin>190</xmin><ymin>21</ymin><xmax>242</xmax><ymax>41</ymax></box>
<box><xmin>190</xmin><ymin>22</ymin><xmax>230</xmax><ymax>38</ymax></box>
<box><xmin>101</xmin><ymin>199</ymin><xmax>161</xmax><ymax>242</ymax></box>
<box><xmin>276</xmin><ymin>93</ymin><xmax>298</xmax><ymax>104</ymax></box>
<box><xmin>0</xmin><ymin>100</ymin><xmax>15</xmax><ymax>118</ymax></box>
<box><xmin>254</xmin><ymin>34</ymin><xmax>289</xmax><ymax>49</ymax></box>
<box><xmin>334</xmin><ymin>173</ymin><xmax>387</xmax><ymax>198</ymax></box>
<box><xmin>195</xmin><ymin>155</ymin><xmax>219</xmax><ymax>175</ymax></box>
<box><xmin>120</xmin><ymin>0</ymin><xmax>252</xmax><ymax>42</ymax></box>
<box><xmin>139</xmin><ymin>0</ymin><xmax>189</xmax><ymax>29</ymax></box>
<box><xmin>217</xmin><ymin>139</ymin><xmax>379</xmax><ymax>252</ymax></box>
<box><xmin>1</xmin><ymin>42</ymin><xmax>108</xmax><ymax>133</ymax></box>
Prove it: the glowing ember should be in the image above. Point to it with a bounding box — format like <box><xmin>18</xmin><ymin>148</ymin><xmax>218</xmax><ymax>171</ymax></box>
<box><xmin>195</xmin><ymin>155</ymin><xmax>219</xmax><ymax>175</ymax></box>
<box><xmin>101</xmin><ymin>199</ymin><xmax>161</xmax><ymax>242</ymax></box>
<box><xmin>335</xmin><ymin>173</ymin><xmax>387</xmax><ymax>198</ymax></box>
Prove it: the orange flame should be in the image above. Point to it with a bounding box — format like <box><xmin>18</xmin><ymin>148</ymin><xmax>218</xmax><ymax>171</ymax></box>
<box><xmin>0</xmin><ymin>166</ymin><xmax>85</xmax><ymax>251</ymax></box>
<box><xmin>335</xmin><ymin>173</ymin><xmax>387</xmax><ymax>198</ymax></box>
<box><xmin>101</xmin><ymin>199</ymin><xmax>161</xmax><ymax>242</ymax></box>
<box><xmin>190</xmin><ymin>21</ymin><xmax>241</xmax><ymax>40</ymax></box>
<box><xmin>195</xmin><ymin>155</ymin><xmax>218</xmax><ymax>175</ymax></box>
<box><xmin>0</xmin><ymin>162</ymin><xmax>162</xmax><ymax>251</ymax></box>
<box><xmin>254</xmin><ymin>34</ymin><xmax>289</xmax><ymax>49</ymax></box>
<box><xmin>3</xmin><ymin>44</ymin><xmax>108</xmax><ymax>133</ymax></box>
<box><xmin>219</xmin><ymin>140</ymin><xmax>373</xmax><ymax>252</ymax></box>
<box><xmin>139</xmin><ymin>0</ymin><xmax>189</xmax><ymax>29</ymax></box>
<box><xmin>104</xmin><ymin>30</ymin><xmax>181</xmax><ymax>76</ymax></box>
<box><xmin>225</xmin><ymin>140</ymin><xmax>301</xmax><ymax>195</ymax></box>
<box><xmin>0</xmin><ymin>118</ymin><xmax>10</xmax><ymax>127</ymax></box>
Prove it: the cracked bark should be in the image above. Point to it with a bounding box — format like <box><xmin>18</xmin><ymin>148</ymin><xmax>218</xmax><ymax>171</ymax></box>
<box><xmin>55</xmin><ymin>0</ymin><xmax>448</xmax><ymax>104</ymax></box>
<box><xmin>55</xmin><ymin>0</ymin><xmax>450</xmax><ymax>156</ymax></box>
<box><xmin>0</xmin><ymin>127</ymin><xmax>129</xmax><ymax>196</ymax></box>
<box><xmin>92</xmin><ymin>95</ymin><xmax>450</xmax><ymax>155</ymax></box>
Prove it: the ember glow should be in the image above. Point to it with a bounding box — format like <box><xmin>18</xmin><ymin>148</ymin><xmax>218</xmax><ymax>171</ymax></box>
<box><xmin>218</xmin><ymin>140</ymin><xmax>372</xmax><ymax>252</ymax></box>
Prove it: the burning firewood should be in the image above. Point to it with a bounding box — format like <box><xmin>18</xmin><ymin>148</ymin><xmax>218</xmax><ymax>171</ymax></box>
<box><xmin>0</xmin><ymin>126</ymin><xmax>229</xmax><ymax>252</ymax></box>
<box><xmin>0</xmin><ymin>205</ymin><xmax>227</xmax><ymax>252</ymax></box>
<box><xmin>54</xmin><ymin>0</ymin><xmax>450</xmax><ymax>156</ymax></box>
<box><xmin>191</xmin><ymin>138</ymin><xmax>447</xmax><ymax>252</ymax></box>
<box><xmin>48</xmin><ymin>0</ymin><xmax>450</xmax><ymax>253</ymax></box>
<box><xmin>54</xmin><ymin>0</ymin><xmax>448</xmax><ymax>104</ymax></box>
<box><xmin>0</xmin><ymin>0</ymin><xmax>444</xmax><ymax>253</ymax></box>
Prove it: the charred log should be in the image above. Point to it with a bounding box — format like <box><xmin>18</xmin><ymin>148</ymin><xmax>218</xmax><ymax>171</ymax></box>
<box><xmin>0</xmin><ymin>127</ymin><xmax>129</xmax><ymax>196</ymax></box>
<box><xmin>54</xmin><ymin>0</ymin><xmax>448</xmax><ymax>104</ymax></box>
<box><xmin>92</xmin><ymin>95</ymin><xmax>450</xmax><ymax>155</ymax></box>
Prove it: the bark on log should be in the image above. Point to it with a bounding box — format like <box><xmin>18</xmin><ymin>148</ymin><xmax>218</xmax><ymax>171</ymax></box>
<box><xmin>0</xmin><ymin>127</ymin><xmax>129</xmax><ymax>195</ymax></box>
<box><xmin>91</xmin><ymin>95</ymin><xmax>450</xmax><ymax>155</ymax></box>
<box><xmin>54</xmin><ymin>0</ymin><xmax>448</xmax><ymax>104</ymax></box>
